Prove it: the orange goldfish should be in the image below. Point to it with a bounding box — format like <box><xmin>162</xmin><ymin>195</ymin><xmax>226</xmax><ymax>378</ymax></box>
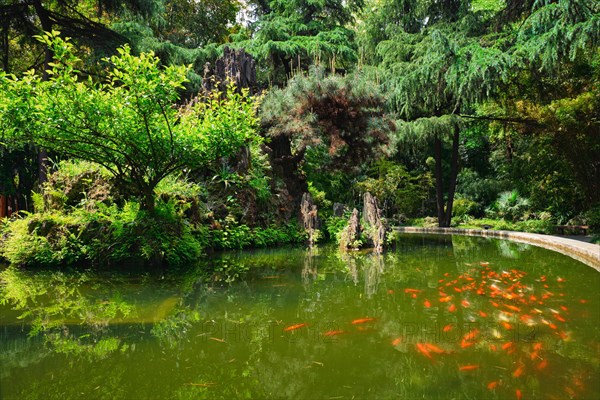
<box><xmin>424</xmin><ymin>299</ymin><xmax>431</xmax><ymax>308</ymax></box>
<box><xmin>463</xmin><ymin>329</ymin><xmax>480</xmax><ymax>341</ymax></box>
<box><xmin>440</xmin><ymin>296</ymin><xmax>453</xmax><ymax>303</ymax></box>
<box><xmin>479</xmin><ymin>310</ymin><xmax>488</xmax><ymax>317</ymax></box>
<box><xmin>513</xmin><ymin>364</ymin><xmax>525</xmax><ymax>378</ymax></box>
<box><xmin>537</xmin><ymin>359</ymin><xmax>548</xmax><ymax>370</ymax></box>
<box><xmin>323</xmin><ymin>330</ymin><xmax>345</xmax><ymax>337</ymax></box>
<box><xmin>459</xmin><ymin>365</ymin><xmax>480</xmax><ymax>371</ymax></box>
<box><xmin>415</xmin><ymin>343</ymin><xmax>433</xmax><ymax>359</ymax></box>
<box><xmin>352</xmin><ymin>317</ymin><xmax>376</xmax><ymax>325</ymax></box>
<box><xmin>424</xmin><ymin>343</ymin><xmax>444</xmax><ymax>353</ymax></box>
<box><xmin>554</xmin><ymin>314</ymin><xmax>566</xmax><ymax>323</ymax></box>
<box><xmin>502</xmin><ymin>342</ymin><xmax>514</xmax><ymax>351</ymax></box>
<box><xmin>284</xmin><ymin>323</ymin><xmax>307</xmax><ymax>332</ymax></box>
<box><xmin>504</xmin><ymin>304</ymin><xmax>521</xmax><ymax>312</ymax></box>
<box><xmin>501</xmin><ymin>321</ymin><xmax>513</xmax><ymax>330</ymax></box>
<box><xmin>391</xmin><ymin>337</ymin><xmax>402</xmax><ymax>346</ymax></box>
<box><xmin>516</xmin><ymin>389</ymin><xmax>522</xmax><ymax>400</ymax></box>
<box><xmin>461</xmin><ymin>299</ymin><xmax>470</xmax><ymax>308</ymax></box>
<box><xmin>443</xmin><ymin>324</ymin><xmax>453</xmax><ymax>332</ymax></box>
<box><xmin>448</xmin><ymin>304</ymin><xmax>457</xmax><ymax>312</ymax></box>
<box><xmin>487</xmin><ymin>381</ymin><xmax>499</xmax><ymax>390</ymax></box>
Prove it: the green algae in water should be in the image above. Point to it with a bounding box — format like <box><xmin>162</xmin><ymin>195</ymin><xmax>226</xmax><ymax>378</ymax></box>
<box><xmin>1</xmin><ymin>235</ymin><xmax>599</xmax><ymax>399</ymax></box>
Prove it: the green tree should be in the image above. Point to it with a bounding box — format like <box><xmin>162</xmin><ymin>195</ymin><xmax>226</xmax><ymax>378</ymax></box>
<box><xmin>260</xmin><ymin>68</ymin><xmax>393</xmax><ymax>205</ymax></box>
<box><xmin>0</xmin><ymin>32</ymin><xmax>260</xmax><ymax>213</ymax></box>
<box><xmin>364</xmin><ymin>0</ymin><xmax>599</xmax><ymax>226</ymax></box>
<box><xmin>234</xmin><ymin>0</ymin><xmax>364</xmax><ymax>85</ymax></box>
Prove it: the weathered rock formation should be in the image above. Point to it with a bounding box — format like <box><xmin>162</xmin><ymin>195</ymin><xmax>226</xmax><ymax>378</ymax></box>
<box><xmin>202</xmin><ymin>47</ymin><xmax>257</xmax><ymax>95</ymax></box>
<box><xmin>300</xmin><ymin>192</ymin><xmax>319</xmax><ymax>246</ymax></box>
<box><xmin>339</xmin><ymin>192</ymin><xmax>389</xmax><ymax>253</ymax></box>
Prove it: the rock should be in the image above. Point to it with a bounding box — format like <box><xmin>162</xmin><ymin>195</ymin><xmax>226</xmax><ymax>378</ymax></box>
<box><xmin>202</xmin><ymin>47</ymin><xmax>257</xmax><ymax>95</ymax></box>
<box><xmin>300</xmin><ymin>192</ymin><xmax>319</xmax><ymax>246</ymax></box>
<box><xmin>333</xmin><ymin>202</ymin><xmax>346</xmax><ymax>217</ymax></box>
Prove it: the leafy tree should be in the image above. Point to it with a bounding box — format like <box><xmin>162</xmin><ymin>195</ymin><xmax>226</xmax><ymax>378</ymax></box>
<box><xmin>0</xmin><ymin>32</ymin><xmax>261</xmax><ymax>213</ymax></box>
<box><xmin>364</xmin><ymin>0</ymin><xmax>599</xmax><ymax>226</ymax></box>
<box><xmin>234</xmin><ymin>0</ymin><xmax>364</xmax><ymax>85</ymax></box>
<box><xmin>260</xmin><ymin>68</ymin><xmax>394</xmax><ymax>205</ymax></box>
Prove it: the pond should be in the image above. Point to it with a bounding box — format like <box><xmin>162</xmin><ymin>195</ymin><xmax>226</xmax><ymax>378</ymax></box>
<box><xmin>1</xmin><ymin>234</ymin><xmax>599</xmax><ymax>400</ymax></box>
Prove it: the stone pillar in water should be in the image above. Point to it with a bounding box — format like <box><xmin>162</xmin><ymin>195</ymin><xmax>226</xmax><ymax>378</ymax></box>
<box><xmin>300</xmin><ymin>192</ymin><xmax>319</xmax><ymax>246</ymax></box>
<box><xmin>362</xmin><ymin>192</ymin><xmax>387</xmax><ymax>253</ymax></box>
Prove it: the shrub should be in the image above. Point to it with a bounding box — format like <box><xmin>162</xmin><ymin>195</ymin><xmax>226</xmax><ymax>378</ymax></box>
<box><xmin>486</xmin><ymin>190</ymin><xmax>531</xmax><ymax>222</ymax></box>
<box><xmin>452</xmin><ymin>198</ymin><xmax>478</xmax><ymax>222</ymax></box>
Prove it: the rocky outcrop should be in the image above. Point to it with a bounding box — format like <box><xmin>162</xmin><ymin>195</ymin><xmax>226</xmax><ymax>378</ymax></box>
<box><xmin>202</xmin><ymin>47</ymin><xmax>257</xmax><ymax>94</ymax></box>
<box><xmin>339</xmin><ymin>193</ymin><xmax>389</xmax><ymax>253</ymax></box>
<box><xmin>300</xmin><ymin>192</ymin><xmax>319</xmax><ymax>246</ymax></box>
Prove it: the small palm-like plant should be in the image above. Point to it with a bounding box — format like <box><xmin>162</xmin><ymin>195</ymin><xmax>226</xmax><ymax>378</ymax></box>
<box><xmin>487</xmin><ymin>190</ymin><xmax>530</xmax><ymax>222</ymax></box>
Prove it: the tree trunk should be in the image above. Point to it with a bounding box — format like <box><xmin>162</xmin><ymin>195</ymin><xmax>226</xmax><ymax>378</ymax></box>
<box><xmin>434</xmin><ymin>135</ymin><xmax>446</xmax><ymax>227</ymax></box>
<box><xmin>434</xmin><ymin>128</ymin><xmax>461</xmax><ymax>227</ymax></box>
<box><xmin>142</xmin><ymin>187</ymin><xmax>156</xmax><ymax>214</ymax></box>
<box><xmin>444</xmin><ymin>127</ymin><xmax>460</xmax><ymax>227</ymax></box>
<box><xmin>267</xmin><ymin>135</ymin><xmax>308</xmax><ymax>209</ymax></box>
<box><xmin>1</xmin><ymin>19</ymin><xmax>8</xmax><ymax>73</ymax></box>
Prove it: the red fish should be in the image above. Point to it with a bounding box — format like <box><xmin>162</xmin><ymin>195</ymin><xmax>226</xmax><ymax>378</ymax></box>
<box><xmin>415</xmin><ymin>343</ymin><xmax>433</xmax><ymax>359</ymax></box>
<box><xmin>463</xmin><ymin>329</ymin><xmax>480</xmax><ymax>341</ymax></box>
<box><xmin>461</xmin><ymin>299</ymin><xmax>470</xmax><ymax>308</ymax></box>
<box><xmin>404</xmin><ymin>288</ymin><xmax>421</xmax><ymax>294</ymax></box>
<box><xmin>424</xmin><ymin>299</ymin><xmax>431</xmax><ymax>308</ymax></box>
<box><xmin>513</xmin><ymin>364</ymin><xmax>525</xmax><ymax>378</ymax></box>
<box><xmin>501</xmin><ymin>321</ymin><xmax>513</xmax><ymax>330</ymax></box>
<box><xmin>459</xmin><ymin>364</ymin><xmax>480</xmax><ymax>371</ymax></box>
<box><xmin>502</xmin><ymin>342</ymin><xmax>514</xmax><ymax>352</ymax></box>
<box><xmin>323</xmin><ymin>330</ymin><xmax>345</xmax><ymax>337</ymax></box>
<box><xmin>487</xmin><ymin>381</ymin><xmax>499</xmax><ymax>390</ymax></box>
<box><xmin>489</xmin><ymin>344</ymin><xmax>497</xmax><ymax>352</ymax></box>
<box><xmin>560</xmin><ymin>305</ymin><xmax>568</xmax><ymax>311</ymax></box>
<box><xmin>448</xmin><ymin>304</ymin><xmax>457</xmax><ymax>312</ymax></box>
<box><xmin>387</xmin><ymin>289</ymin><xmax>395</xmax><ymax>294</ymax></box>
<box><xmin>424</xmin><ymin>343</ymin><xmax>444</xmax><ymax>353</ymax></box>
<box><xmin>504</xmin><ymin>304</ymin><xmax>521</xmax><ymax>312</ymax></box>
<box><xmin>537</xmin><ymin>359</ymin><xmax>548</xmax><ymax>370</ymax></box>
<box><xmin>284</xmin><ymin>323</ymin><xmax>307</xmax><ymax>332</ymax></box>
<box><xmin>554</xmin><ymin>314</ymin><xmax>566</xmax><ymax>323</ymax></box>
<box><xmin>392</xmin><ymin>337</ymin><xmax>402</xmax><ymax>346</ymax></box>
<box><xmin>443</xmin><ymin>324</ymin><xmax>453</xmax><ymax>332</ymax></box>
<box><xmin>516</xmin><ymin>389</ymin><xmax>522</xmax><ymax>400</ymax></box>
<box><xmin>479</xmin><ymin>310</ymin><xmax>488</xmax><ymax>317</ymax></box>
<box><xmin>440</xmin><ymin>295</ymin><xmax>452</xmax><ymax>303</ymax></box>
<box><xmin>352</xmin><ymin>317</ymin><xmax>376</xmax><ymax>325</ymax></box>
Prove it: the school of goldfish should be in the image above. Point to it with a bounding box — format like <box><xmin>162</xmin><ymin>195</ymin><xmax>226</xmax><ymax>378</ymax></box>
<box><xmin>282</xmin><ymin>261</ymin><xmax>595</xmax><ymax>399</ymax></box>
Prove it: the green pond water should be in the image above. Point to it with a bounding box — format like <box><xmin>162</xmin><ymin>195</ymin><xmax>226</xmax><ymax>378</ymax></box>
<box><xmin>1</xmin><ymin>234</ymin><xmax>599</xmax><ymax>400</ymax></box>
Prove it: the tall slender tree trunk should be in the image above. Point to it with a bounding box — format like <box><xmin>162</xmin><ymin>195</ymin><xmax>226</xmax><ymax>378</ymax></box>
<box><xmin>444</xmin><ymin>126</ymin><xmax>460</xmax><ymax>226</ymax></box>
<box><xmin>1</xmin><ymin>19</ymin><xmax>9</xmax><ymax>73</ymax></box>
<box><xmin>434</xmin><ymin>135</ymin><xmax>446</xmax><ymax>226</ymax></box>
<box><xmin>434</xmin><ymin>128</ymin><xmax>461</xmax><ymax>227</ymax></box>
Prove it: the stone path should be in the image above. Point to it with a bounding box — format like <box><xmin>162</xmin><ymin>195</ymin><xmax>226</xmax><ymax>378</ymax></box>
<box><xmin>394</xmin><ymin>227</ymin><xmax>600</xmax><ymax>272</ymax></box>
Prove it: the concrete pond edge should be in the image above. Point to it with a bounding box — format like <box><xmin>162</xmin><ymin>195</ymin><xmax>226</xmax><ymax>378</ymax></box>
<box><xmin>393</xmin><ymin>227</ymin><xmax>600</xmax><ymax>272</ymax></box>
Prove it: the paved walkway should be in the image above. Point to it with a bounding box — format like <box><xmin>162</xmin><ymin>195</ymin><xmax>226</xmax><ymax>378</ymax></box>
<box><xmin>394</xmin><ymin>227</ymin><xmax>600</xmax><ymax>272</ymax></box>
